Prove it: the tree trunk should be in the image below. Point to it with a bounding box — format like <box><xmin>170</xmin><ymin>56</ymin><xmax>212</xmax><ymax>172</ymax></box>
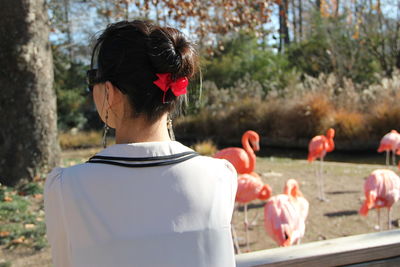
<box><xmin>278</xmin><ymin>0</ymin><xmax>290</xmax><ymax>53</ymax></box>
<box><xmin>396</xmin><ymin>52</ymin><xmax>400</xmax><ymax>70</ymax></box>
<box><xmin>63</xmin><ymin>0</ymin><xmax>73</xmax><ymax>62</ymax></box>
<box><xmin>0</xmin><ymin>0</ymin><xmax>60</xmax><ymax>186</ymax></box>
<box><xmin>397</xmin><ymin>0</ymin><xmax>400</xmax><ymax>69</ymax></box>
<box><xmin>335</xmin><ymin>0</ymin><xmax>340</xmax><ymax>17</ymax></box>
<box><xmin>298</xmin><ymin>0</ymin><xmax>303</xmax><ymax>41</ymax></box>
<box><xmin>291</xmin><ymin>0</ymin><xmax>297</xmax><ymax>43</ymax></box>
<box><xmin>316</xmin><ymin>0</ymin><xmax>321</xmax><ymax>11</ymax></box>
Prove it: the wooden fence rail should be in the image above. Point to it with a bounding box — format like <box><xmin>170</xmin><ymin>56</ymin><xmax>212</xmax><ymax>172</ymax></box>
<box><xmin>235</xmin><ymin>229</ymin><xmax>400</xmax><ymax>267</ymax></box>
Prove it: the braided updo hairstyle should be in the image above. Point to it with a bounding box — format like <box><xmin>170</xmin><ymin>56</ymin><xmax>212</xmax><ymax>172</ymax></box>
<box><xmin>90</xmin><ymin>20</ymin><xmax>198</xmax><ymax>122</ymax></box>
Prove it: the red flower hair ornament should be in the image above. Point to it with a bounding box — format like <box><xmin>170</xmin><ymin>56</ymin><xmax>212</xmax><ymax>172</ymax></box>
<box><xmin>153</xmin><ymin>73</ymin><xmax>188</xmax><ymax>103</ymax></box>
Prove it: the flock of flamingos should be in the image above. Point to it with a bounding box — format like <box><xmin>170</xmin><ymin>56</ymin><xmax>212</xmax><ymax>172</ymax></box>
<box><xmin>213</xmin><ymin>129</ymin><xmax>400</xmax><ymax>254</ymax></box>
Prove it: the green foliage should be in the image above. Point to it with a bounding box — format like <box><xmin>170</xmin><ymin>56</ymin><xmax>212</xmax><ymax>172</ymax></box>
<box><xmin>0</xmin><ymin>262</ymin><xmax>12</xmax><ymax>267</ymax></box>
<box><xmin>202</xmin><ymin>32</ymin><xmax>294</xmax><ymax>94</ymax></box>
<box><xmin>287</xmin><ymin>16</ymin><xmax>381</xmax><ymax>85</ymax></box>
<box><xmin>17</xmin><ymin>182</ymin><xmax>43</xmax><ymax>196</ymax></box>
<box><xmin>53</xmin><ymin>46</ymin><xmax>91</xmax><ymax>130</ymax></box>
<box><xmin>359</xmin><ymin>11</ymin><xmax>400</xmax><ymax>76</ymax></box>
<box><xmin>287</xmin><ymin>37</ymin><xmax>332</xmax><ymax>77</ymax></box>
<box><xmin>0</xmin><ymin>194</ymin><xmax>29</xmax><ymax>220</ymax></box>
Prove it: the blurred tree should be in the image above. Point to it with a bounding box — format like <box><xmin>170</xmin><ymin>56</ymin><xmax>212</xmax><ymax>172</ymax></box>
<box><xmin>203</xmin><ymin>32</ymin><xmax>292</xmax><ymax>92</ymax></box>
<box><xmin>359</xmin><ymin>0</ymin><xmax>400</xmax><ymax>76</ymax></box>
<box><xmin>52</xmin><ymin>47</ymin><xmax>91</xmax><ymax>130</ymax></box>
<box><xmin>287</xmin><ymin>35</ymin><xmax>333</xmax><ymax>78</ymax></box>
<box><xmin>0</xmin><ymin>0</ymin><xmax>60</xmax><ymax>186</ymax></box>
<box><xmin>79</xmin><ymin>0</ymin><xmax>275</xmax><ymax>48</ymax></box>
<box><xmin>276</xmin><ymin>0</ymin><xmax>290</xmax><ymax>53</ymax></box>
<box><xmin>316</xmin><ymin>0</ymin><xmax>321</xmax><ymax>10</ymax></box>
<box><xmin>287</xmin><ymin>14</ymin><xmax>380</xmax><ymax>84</ymax></box>
<box><xmin>47</xmin><ymin>0</ymin><xmax>99</xmax><ymax>130</ymax></box>
<box><xmin>298</xmin><ymin>0</ymin><xmax>303</xmax><ymax>40</ymax></box>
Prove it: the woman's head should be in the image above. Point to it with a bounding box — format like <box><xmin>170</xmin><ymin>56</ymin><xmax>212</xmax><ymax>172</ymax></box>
<box><xmin>88</xmin><ymin>20</ymin><xmax>199</xmax><ymax>123</ymax></box>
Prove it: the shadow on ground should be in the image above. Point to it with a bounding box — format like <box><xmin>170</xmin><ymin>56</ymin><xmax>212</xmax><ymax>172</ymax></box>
<box><xmin>327</xmin><ymin>190</ymin><xmax>360</xmax><ymax>195</ymax></box>
<box><xmin>324</xmin><ymin>210</ymin><xmax>359</xmax><ymax>217</ymax></box>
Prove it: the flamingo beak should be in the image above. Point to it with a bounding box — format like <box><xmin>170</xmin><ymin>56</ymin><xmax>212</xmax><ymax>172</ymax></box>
<box><xmin>282</xmin><ymin>227</ymin><xmax>292</xmax><ymax>247</ymax></box>
<box><xmin>253</xmin><ymin>141</ymin><xmax>260</xmax><ymax>152</ymax></box>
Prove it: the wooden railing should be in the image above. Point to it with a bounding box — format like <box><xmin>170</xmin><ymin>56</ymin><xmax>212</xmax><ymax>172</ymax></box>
<box><xmin>235</xmin><ymin>229</ymin><xmax>400</xmax><ymax>267</ymax></box>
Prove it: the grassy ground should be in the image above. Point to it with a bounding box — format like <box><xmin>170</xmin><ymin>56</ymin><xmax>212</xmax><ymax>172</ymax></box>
<box><xmin>0</xmin><ymin>148</ymin><xmax>98</xmax><ymax>267</ymax></box>
<box><xmin>0</xmin><ymin>147</ymin><xmax>397</xmax><ymax>266</ymax></box>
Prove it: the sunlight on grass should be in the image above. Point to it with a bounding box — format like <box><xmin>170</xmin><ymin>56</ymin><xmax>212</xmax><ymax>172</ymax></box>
<box><xmin>0</xmin><ymin>184</ymin><xmax>47</xmax><ymax>251</ymax></box>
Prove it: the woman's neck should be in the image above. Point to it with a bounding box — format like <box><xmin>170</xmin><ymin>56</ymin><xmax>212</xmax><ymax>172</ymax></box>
<box><xmin>114</xmin><ymin>114</ymin><xmax>171</xmax><ymax>144</ymax></box>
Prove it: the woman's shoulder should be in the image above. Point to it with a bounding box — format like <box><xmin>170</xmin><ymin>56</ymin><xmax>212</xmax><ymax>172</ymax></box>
<box><xmin>44</xmin><ymin>163</ymin><xmax>87</xmax><ymax>185</ymax></box>
<box><xmin>45</xmin><ymin>167</ymin><xmax>64</xmax><ymax>185</ymax></box>
<box><xmin>190</xmin><ymin>155</ymin><xmax>237</xmax><ymax>177</ymax></box>
<box><xmin>44</xmin><ymin>167</ymin><xmax>65</xmax><ymax>198</ymax></box>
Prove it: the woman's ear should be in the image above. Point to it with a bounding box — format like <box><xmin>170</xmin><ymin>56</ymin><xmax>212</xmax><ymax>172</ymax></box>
<box><xmin>104</xmin><ymin>81</ymin><xmax>121</xmax><ymax>108</ymax></box>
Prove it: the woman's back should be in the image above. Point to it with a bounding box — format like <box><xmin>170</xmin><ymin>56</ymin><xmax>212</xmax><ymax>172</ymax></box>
<box><xmin>45</xmin><ymin>141</ymin><xmax>237</xmax><ymax>267</ymax></box>
<box><xmin>45</xmin><ymin>20</ymin><xmax>237</xmax><ymax>267</ymax></box>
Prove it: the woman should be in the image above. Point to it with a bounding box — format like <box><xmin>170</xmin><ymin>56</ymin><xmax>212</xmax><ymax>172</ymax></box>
<box><xmin>44</xmin><ymin>20</ymin><xmax>237</xmax><ymax>267</ymax></box>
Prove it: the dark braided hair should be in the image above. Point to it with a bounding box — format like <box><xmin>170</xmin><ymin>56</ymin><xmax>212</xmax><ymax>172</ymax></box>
<box><xmin>90</xmin><ymin>20</ymin><xmax>198</xmax><ymax>122</ymax></box>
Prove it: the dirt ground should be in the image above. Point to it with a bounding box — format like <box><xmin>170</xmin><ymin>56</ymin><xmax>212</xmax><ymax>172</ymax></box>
<box><xmin>2</xmin><ymin>149</ymin><xmax>399</xmax><ymax>266</ymax></box>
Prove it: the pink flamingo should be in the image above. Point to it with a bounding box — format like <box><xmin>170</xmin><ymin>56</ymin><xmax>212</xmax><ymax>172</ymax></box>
<box><xmin>307</xmin><ymin>128</ymin><xmax>335</xmax><ymax>201</ymax></box>
<box><xmin>233</xmin><ymin>173</ymin><xmax>272</xmax><ymax>253</ymax></box>
<box><xmin>214</xmin><ymin>130</ymin><xmax>260</xmax><ymax>174</ymax></box>
<box><xmin>359</xmin><ymin>169</ymin><xmax>400</xmax><ymax>230</ymax></box>
<box><xmin>264</xmin><ymin>179</ymin><xmax>309</xmax><ymax>247</ymax></box>
<box><xmin>378</xmin><ymin>130</ymin><xmax>400</xmax><ymax>166</ymax></box>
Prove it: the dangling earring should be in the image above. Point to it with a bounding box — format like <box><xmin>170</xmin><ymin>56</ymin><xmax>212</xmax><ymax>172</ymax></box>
<box><xmin>167</xmin><ymin>115</ymin><xmax>175</xmax><ymax>141</ymax></box>
<box><xmin>102</xmin><ymin>109</ymin><xmax>110</xmax><ymax>148</ymax></box>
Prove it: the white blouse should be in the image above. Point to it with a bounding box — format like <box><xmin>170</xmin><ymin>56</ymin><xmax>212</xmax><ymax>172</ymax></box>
<box><xmin>44</xmin><ymin>141</ymin><xmax>237</xmax><ymax>267</ymax></box>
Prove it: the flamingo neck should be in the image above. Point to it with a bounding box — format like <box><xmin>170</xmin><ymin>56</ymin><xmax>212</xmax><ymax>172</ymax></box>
<box><xmin>242</xmin><ymin>135</ymin><xmax>256</xmax><ymax>172</ymax></box>
<box><xmin>258</xmin><ymin>184</ymin><xmax>272</xmax><ymax>200</ymax></box>
<box><xmin>284</xmin><ymin>182</ymin><xmax>301</xmax><ymax>198</ymax></box>
<box><xmin>326</xmin><ymin>137</ymin><xmax>335</xmax><ymax>152</ymax></box>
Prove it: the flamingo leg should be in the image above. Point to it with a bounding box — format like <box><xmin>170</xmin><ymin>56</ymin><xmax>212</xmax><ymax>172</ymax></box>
<box><xmin>249</xmin><ymin>209</ymin><xmax>260</xmax><ymax>227</ymax></box>
<box><xmin>386</xmin><ymin>150</ymin><xmax>389</xmax><ymax>166</ymax></box>
<box><xmin>231</xmin><ymin>223</ymin><xmax>241</xmax><ymax>254</ymax></box>
<box><xmin>320</xmin><ymin>157</ymin><xmax>327</xmax><ymax>201</ymax></box>
<box><xmin>388</xmin><ymin>208</ymin><xmax>392</xmax><ymax>230</ymax></box>
<box><xmin>320</xmin><ymin>157</ymin><xmax>325</xmax><ymax>201</ymax></box>
<box><xmin>231</xmin><ymin>204</ymin><xmax>241</xmax><ymax>254</ymax></box>
<box><xmin>244</xmin><ymin>203</ymin><xmax>250</xmax><ymax>252</ymax></box>
<box><xmin>375</xmin><ymin>208</ymin><xmax>381</xmax><ymax>231</ymax></box>
<box><xmin>392</xmin><ymin>150</ymin><xmax>396</xmax><ymax>166</ymax></box>
<box><xmin>315</xmin><ymin>162</ymin><xmax>321</xmax><ymax>200</ymax></box>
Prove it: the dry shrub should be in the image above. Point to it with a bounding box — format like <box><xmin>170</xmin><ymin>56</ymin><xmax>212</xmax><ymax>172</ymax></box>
<box><xmin>177</xmin><ymin>71</ymin><xmax>400</xmax><ymax>147</ymax></box>
<box><xmin>59</xmin><ymin>131</ymin><xmax>106</xmax><ymax>149</ymax></box>
<box><xmin>176</xmin><ymin>99</ymin><xmax>266</xmax><ymax>141</ymax></box>
<box><xmin>335</xmin><ymin>78</ymin><xmax>362</xmax><ymax>111</ymax></box>
<box><xmin>367</xmin><ymin>93</ymin><xmax>400</xmax><ymax>137</ymax></box>
<box><xmin>217</xmin><ymin>99</ymin><xmax>264</xmax><ymax>139</ymax></box>
<box><xmin>276</xmin><ymin>93</ymin><xmax>335</xmax><ymax>138</ymax></box>
<box><xmin>192</xmin><ymin>140</ymin><xmax>217</xmax><ymax>156</ymax></box>
<box><xmin>259</xmin><ymin>98</ymin><xmax>284</xmax><ymax>137</ymax></box>
<box><xmin>200</xmin><ymin>76</ymin><xmax>265</xmax><ymax>118</ymax></box>
<box><xmin>175</xmin><ymin>110</ymin><xmax>221</xmax><ymax>138</ymax></box>
<box><xmin>333</xmin><ymin>110</ymin><xmax>366</xmax><ymax>140</ymax></box>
